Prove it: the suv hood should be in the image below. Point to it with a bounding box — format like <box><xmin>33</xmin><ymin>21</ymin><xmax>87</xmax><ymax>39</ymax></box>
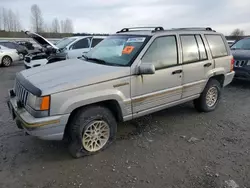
<box><xmin>231</xmin><ymin>49</ymin><xmax>250</xmax><ymax>60</ymax></box>
<box><xmin>25</xmin><ymin>31</ymin><xmax>58</xmax><ymax>50</ymax></box>
<box><xmin>20</xmin><ymin>59</ymin><xmax>130</xmax><ymax>95</ymax></box>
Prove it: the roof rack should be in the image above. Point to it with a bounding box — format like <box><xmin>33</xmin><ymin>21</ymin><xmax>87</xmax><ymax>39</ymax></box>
<box><xmin>170</xmin><ymin>27</ymin><xmax>216</xmax><ymax>32</ymax></box>
<box><xmin>116</xmin><ymin>26</ymin><xmax>164</xmax><ymax>33</ymax></box>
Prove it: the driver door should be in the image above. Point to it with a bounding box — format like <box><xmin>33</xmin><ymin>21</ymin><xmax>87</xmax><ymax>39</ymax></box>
<box><xmin>131</xmin><ymin>35</ymin><xmax>183</xmax><ymax>116</ymax></box>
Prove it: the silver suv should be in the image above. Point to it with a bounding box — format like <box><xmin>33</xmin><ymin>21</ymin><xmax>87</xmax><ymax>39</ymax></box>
<box><xmin>8</xmin><ymin>27</ymin><xmax>235</xmax><ymax>158</ymax></box>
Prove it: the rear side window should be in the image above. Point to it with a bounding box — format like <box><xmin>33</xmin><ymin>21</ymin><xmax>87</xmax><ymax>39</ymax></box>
<box><xmin>195</xmin><ymin>35</ymin><xmax>207</xmax><ymax>60</ymax></box>
<box><xmin>2</xmin><ymin>42</ymin><xmax>15</xmax><ymax>49</ymax></box>
<box><xmin>205</xmin><ymin>35</ymin><xmax>228</xmax><ymax>58</ymax></box>
<box><xmin>180</xmin><ymin>35</ymin><xmax>199</xmax><ymax>63</ymax></box>
<box><xmin>91</xmin><ymin>38</ymin><xmax>103</xmax><ymax>48</ymax></box>
<box><xmin>72</xmin><ymin>38</ymin><xmax>90</xmax><ymax>49</ymax></box>
<box><xmin>142</xmin><ymin>36</ymin><xmax>178</xmax><ymax>69</ymax></box>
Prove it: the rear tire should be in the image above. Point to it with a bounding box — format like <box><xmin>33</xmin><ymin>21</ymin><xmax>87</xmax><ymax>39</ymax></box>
<box><xmin>68</xmin><ymin>105</ymin><xmax>117</xmax><ymax>158</ymax></box>
<box><xmin>1</xmin><ymin>56</ymin><xmax>12</xmax><ymax>67</ymax></box>
<box><xmin>194</xmin><ymin>79</ymin><xmax>221</xmax><ymax>112</ymax></box>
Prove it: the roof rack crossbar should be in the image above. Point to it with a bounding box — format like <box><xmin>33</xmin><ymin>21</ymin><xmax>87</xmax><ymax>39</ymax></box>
<box><xmin>116</xmin><ymin>26</ymin><xmax>164</xmax><ymax>33</ymax></box>
<box><xmin>170</xmin><ymin>27</ymin><xmax>215</xmax><ymax>31</ymax></box>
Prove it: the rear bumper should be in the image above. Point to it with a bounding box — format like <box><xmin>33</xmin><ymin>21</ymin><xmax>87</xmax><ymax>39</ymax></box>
<box><xmin>234</xmin><ymin>69</ymin><xmax>250</xmax><ymax>80</ymax></box>
<box><xmin>12</xmin><ymin>53</ymin><xmax>20</xmax><ymax>62</ymax></box>
<box><xmin>7</xmin><ymin>90</ymin><xmax>70</xmax><ymax>140</ymax></box>
<box><xmin>224</xmin><ymin>71</ymin><xmax>235</xmax><ymax>86</ymax></box>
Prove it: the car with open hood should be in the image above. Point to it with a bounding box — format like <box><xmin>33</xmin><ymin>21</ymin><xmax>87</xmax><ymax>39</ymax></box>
<box><xmin>23</xmin><ymin>31</ymin><xmax>106</xmax><ymax>69</ymax></box>
<box><xmin>231</xmin><ymin>37</ymin><xmax>250</xmax><ymax>80</ymax></box>
<box><xmin>8</xmin><ymin>26</ymin><xmax>234</xmax><ymax>158</ymax></box>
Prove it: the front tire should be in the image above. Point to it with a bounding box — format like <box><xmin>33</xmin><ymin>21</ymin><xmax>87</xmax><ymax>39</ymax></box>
<box><xmin>194</xmin><ymin>79</ymin><xmax>221</xmax><ymax>112</ymax></box>
<box><xmin>68</xmin><ymin>106</ymin><xmax>117</xmax><ymax>158</ymax></box>
<box><xmin>1</xmin><ymin>56</ymin><xmax>12</xmax><ymax>67</ymax></box>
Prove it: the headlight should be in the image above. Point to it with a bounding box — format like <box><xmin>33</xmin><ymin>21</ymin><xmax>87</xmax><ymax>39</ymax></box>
<box><xmin>27</xmin><ymin>93</ymin><xmax>50</xmax><ymax>111</ymax></box>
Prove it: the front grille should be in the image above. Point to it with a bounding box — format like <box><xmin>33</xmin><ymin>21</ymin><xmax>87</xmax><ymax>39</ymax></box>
<box><xmin>24</xmin><ymin>56</ymin><xmax>31</xmax><ymax>63</ymax></box>
<box><xmin>14</xmin><ymin>81</ymin><xmax>29</xmax><ymax>106</ymax></box>
<box><xmin>32</xmin><ymin>54</ymin><xmax>47</xmax><ymax>60</ymax></box>
<box><xmin>234</xmin><ymin>60</ymin><xmax>247</xmax><ymax>67</ymax></box>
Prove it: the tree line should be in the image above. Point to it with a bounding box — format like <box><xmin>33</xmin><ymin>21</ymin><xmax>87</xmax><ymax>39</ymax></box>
<box><xmin>229</xmin><ymin>28</ymin><xmax>245</xmax><ymax>41</ymax></box>
<box><xmin>0</xmin><ymin>4</ymin><xmax>74</xmax><ymax>33</ymax></box>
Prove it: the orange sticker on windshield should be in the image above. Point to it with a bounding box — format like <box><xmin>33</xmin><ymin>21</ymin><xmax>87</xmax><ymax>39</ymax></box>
<box><xmin>122</xmin><ymin>46</ymin><xmax>135</xmax><ymax>54</ymax></box>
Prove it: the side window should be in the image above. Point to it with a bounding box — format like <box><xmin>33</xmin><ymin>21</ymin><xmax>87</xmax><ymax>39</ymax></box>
<box><xmin>180</xmin><ymin>35</ymin><xmax>199</xmax><ymax>63</ymax></box>
<box><xmin>195</xmin><ymin>35</ymin><xmax>207</xmax><ymax>60</ymax></box>
<box><xmin>72</xmin><ymin>38</ymin><xmax>89</xmax><ymax>49</ymax></box>
<box><xmin>205</xmin><ymin>35</ymin><xmax>228</xmax><ymax>58</ymax></box>
<box><xmin>3</xmin><ymin>42</ymin><xmax>11</xmax><ymax>48</ymax></box>
<box><xmin>8</xmin><ymin>43</ymin><xmax>16</xmax><ymax>49</ymax></box>
<box><xmin>91</xmin><ymin>38</ymin><xmax>103</xmax><ymax>48</ymax></box>
<box><xmin>142</xmin><ymin>36</ymin><xmax>178</xmax><ymax>69</ymax></box>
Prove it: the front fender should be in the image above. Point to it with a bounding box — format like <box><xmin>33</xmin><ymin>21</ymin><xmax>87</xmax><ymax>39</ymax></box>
<box><xmin>52</xmin><ymin>89</ymin><xmax>130</xmax><ymax>117</ymax></box>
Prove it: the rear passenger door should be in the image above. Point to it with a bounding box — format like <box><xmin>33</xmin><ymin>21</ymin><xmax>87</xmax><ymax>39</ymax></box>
<box><xmin>180</xmin><ymin>34</ymin><xmax>213</xmax><ymax>98</ymax></box>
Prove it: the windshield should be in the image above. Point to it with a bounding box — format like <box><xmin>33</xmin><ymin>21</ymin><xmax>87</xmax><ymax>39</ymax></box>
<box><xmin>231</xmin><ymin>38</ymin><xmax>250</xmax><ymax>50</ymax></box>
<box><xmin>55</xmin><ymin>37</ymin><xmax>77</xmax><ymax>49</ymax></box>
<box><xmin>85</xmin><ymin>35</ymin><xmax>150</xmax><ymax>66</ymax></box>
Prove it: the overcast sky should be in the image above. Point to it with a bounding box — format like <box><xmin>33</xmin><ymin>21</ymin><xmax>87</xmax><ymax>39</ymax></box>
<box><xmin>1</xmin><ymin>0</ymin><xmax>250</xmax><ymax>34</ymax></box>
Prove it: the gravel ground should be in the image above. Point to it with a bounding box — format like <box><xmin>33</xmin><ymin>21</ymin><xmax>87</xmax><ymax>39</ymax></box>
<box><xmin>0</xmin><ymin>63</ymin><xmax>249</xmax><ymax>188</ymax></box>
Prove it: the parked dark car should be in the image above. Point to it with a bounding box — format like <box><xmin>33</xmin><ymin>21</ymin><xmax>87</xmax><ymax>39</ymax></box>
<box><xmin>0</xmin><ymin>41</ymin><xmax>28</xmax><ymax>60</ymax></box>
<box><xmin>231</xmin><ymin>37</ymin><xmax>250</xmax><ymax>80</ymax></box>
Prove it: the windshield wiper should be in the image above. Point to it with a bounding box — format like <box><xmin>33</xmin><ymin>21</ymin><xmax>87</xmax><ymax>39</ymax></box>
<box><xmin>81</xmin><ymin>55</ymin><xmax>124</xmax><ymax>66</ymax></box>
<box><xmin>87</xmin><ymin>57</ymin><xmax>108</xmax><ymax>65</ymax></box>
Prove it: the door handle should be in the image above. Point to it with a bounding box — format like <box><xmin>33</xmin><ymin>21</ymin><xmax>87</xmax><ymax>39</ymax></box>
<box><xmin>172</xmin><ymin>69</ymin><xmax>182</xmax><ymax>74</ymax></box>
<box><xmin>204</xmin><ymin>63</ymin><xmax>212</xmax><ymax>67</ymax></box>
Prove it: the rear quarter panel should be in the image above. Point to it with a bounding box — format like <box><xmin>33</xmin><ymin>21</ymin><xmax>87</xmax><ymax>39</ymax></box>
<box><xmin>205</xmin><ymin>34</ymin><xmax>232</xmax><ymax>79</ymax></box>
<box><xmin>1</xmin><ymin>50</ymin><xmax>19</xmax><ymax>62</ymax></box>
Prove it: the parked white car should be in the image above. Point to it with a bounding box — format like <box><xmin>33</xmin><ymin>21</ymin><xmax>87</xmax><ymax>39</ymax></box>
<box><xmin>24</xmin><ymin>31</ymin><xmax>106</xmax><ymax>69</ymax></box>
<box><xmin>0</xmin><ymin>45</ymin><xmax>20</xmax><ymax>67</ymax></box>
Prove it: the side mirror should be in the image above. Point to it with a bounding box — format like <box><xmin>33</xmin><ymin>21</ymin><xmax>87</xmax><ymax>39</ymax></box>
<box><xmin>138</xmin><ymin>63</ymin><xmax>155</xmax><ymax>75</ymax></box>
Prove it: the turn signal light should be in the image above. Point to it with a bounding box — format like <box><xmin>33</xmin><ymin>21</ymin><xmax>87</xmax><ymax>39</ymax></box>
<box><xmin>40</xmin><ymin>96</ymin><xmax>50</xmax><ymax>111</ymax></box>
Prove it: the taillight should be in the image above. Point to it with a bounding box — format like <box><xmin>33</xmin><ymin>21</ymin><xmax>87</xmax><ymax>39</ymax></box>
<box><xmin>230</xmin><ymin>58</ymin><xmax>234</xmax><ymax>72</ymax></box>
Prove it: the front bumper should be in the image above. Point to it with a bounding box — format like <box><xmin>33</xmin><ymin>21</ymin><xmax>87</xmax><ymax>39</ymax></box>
<box><xmin>224</xmin><ymin>71</ymin><xmax>235</xmax><ymax>86</ymax></box>
<box><xmin>23</xmin><ymin>59</ymin><xmax>48</xmax><ymax>69</ymax></box>
<box><xmin>24</xmin><ymin>62</ymin><xmax>31</xmax><ymax>69</ymax></box>
<box><xmin>24</xmin><ymin>60</ymin><xmax>32</xmax><ymax>69</ymax></box>
<box><xmin>7</xmin><ymin>90</ymin><xmax>70</xmax><ymax>140</ymax></box>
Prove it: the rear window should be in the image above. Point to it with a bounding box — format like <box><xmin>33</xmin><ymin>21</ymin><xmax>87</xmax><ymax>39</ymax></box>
<box><xmin>205</xmin><ymin>35</ymin><xmax>228</xmax><ymax>58</ymax></box>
